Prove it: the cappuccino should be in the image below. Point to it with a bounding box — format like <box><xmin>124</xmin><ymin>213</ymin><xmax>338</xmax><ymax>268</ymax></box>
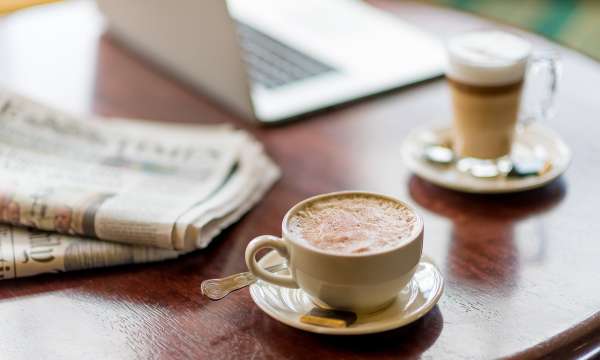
<box><xmin>246</xmin><ymin>191</ymin><xmax>424</xmax><ymax>312</ymax></box>
<box><xmin>288</xmin><ymin>194</ymin><xmax>417</xmax><ymax>255</ymax></box>
<box><xmin>446</xmin><ymin>31</ymin><xmax>531</xmax><ymax>159</ymax></box>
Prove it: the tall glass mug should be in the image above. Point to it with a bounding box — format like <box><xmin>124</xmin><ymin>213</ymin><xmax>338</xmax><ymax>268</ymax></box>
<box><xmin>446</xmin><ymin>30</ymin><xmax>559</xmax><ymax>177</ymax></box>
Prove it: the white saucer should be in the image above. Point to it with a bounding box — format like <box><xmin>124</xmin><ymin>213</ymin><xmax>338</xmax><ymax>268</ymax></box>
<box><xmin>248</xmin><ymin>251</ymin><xmax>444</xmax><ymax>335</ymax></box>
<box><xmin>401</xmin><ymin>124</ymin><xmax>571</xmax><ymax>193</ymax></box>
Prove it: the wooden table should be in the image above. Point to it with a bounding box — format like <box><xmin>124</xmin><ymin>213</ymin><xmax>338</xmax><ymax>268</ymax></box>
<box><xmin>0</xmin><ymin>1</ymin><xmax>598</xmax><ymax>359</ymax></box>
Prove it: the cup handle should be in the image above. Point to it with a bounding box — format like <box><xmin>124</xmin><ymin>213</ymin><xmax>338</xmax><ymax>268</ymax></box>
<box><xmin>245</xmin><ymin>235</ymin><xmax>299</xmax><ymax>288</ymax></box>
<box><xmin>519</xmin><ymin>51</ymin><xmax>560</xmax><ymax>127</ymax></box>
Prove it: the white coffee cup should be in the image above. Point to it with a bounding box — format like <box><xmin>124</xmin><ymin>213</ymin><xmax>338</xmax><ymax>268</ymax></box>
<box><xmin>245</xmin><ymin>191</ymin><xmax>424</xmax><ymax>313</ymax></box>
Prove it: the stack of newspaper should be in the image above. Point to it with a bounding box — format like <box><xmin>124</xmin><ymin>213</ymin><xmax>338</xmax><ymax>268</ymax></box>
<box><xmin>0</xmin><ymin>92</ymin><xmax>279</xmax><ymax>280</ymax></box>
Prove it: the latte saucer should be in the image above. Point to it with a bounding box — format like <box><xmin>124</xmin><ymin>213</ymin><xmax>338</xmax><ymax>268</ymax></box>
<box><xmin>248</xmin><ymin>251</ymin><xmax>444</xmax><ymax>335</ymax></box>
<box><xmin>400</xmin><ymin>123</ymin><xmax>571</xmax><ymax>193</ymax></box>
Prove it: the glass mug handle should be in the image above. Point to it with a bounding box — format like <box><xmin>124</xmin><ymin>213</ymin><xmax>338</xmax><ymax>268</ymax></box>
<box><xmin>519</xmin><ymin>51</ymin><xmax>560</xmax><ymax>127</ymax></box>
<box><xmin>245</xmin><ymin>235</ymin><xmax>299</xmax><ymax>288</ymax></box>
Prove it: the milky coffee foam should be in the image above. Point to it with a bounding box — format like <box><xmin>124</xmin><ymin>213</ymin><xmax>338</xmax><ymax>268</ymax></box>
<box><xmin>447</xmin><ymin>31</ymin><xmax>531</xmax><ymax>86</ymax></box>
<box><xmin>288</xmin><ymin>194</ymin><xmax>417</xmax><ymax>255</ymax></box>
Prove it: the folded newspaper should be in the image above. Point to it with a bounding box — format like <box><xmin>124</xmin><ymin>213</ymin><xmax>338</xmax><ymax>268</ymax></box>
<box><xmin>0</xmin><ymin>92</ymin><xmax>280</xmax><ymax>280</ymax></box>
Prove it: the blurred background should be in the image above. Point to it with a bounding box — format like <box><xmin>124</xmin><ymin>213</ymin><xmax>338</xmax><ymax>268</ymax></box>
<box><xmin>1</xmin><ymin>0</ymin><xmax>599</xmax><ymax>61</ymax></box>
<box><xmin>420</xmin><ymin>0</ymin><xmax>600</xmax><ymax>60</ymax></box>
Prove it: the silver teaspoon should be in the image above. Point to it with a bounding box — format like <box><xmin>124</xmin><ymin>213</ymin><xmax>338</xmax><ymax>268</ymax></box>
<box><xmin>201</xmin><ymin>263</ymin><xmax>287</xmax><ymax>300</ymax></box>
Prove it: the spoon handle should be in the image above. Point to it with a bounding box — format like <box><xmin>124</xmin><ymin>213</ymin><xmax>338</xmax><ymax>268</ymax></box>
<box><xmin>201</xmin><ymin>263</ymin><xmax>287</xmax><ymax>300</ymax></box>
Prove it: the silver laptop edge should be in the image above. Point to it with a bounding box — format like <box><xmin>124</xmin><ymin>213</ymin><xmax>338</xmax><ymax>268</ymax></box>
<box><xmin>96</xmin><ymin>0</ymin><xmax>444</xmax><ymax>123</ymax></box>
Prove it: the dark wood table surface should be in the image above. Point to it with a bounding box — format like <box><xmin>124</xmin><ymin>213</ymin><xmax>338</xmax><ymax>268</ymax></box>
<box><xmin>1</xmin><ymin>1</ymin><xmax>599</xmax><ymax>359</ymax></box>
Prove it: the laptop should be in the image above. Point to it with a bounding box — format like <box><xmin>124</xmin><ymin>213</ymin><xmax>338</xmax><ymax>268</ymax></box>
<box><xmin>96</xmin><ymin>0</ymin><xmax>444</xmax><ymax>123</ymax></box>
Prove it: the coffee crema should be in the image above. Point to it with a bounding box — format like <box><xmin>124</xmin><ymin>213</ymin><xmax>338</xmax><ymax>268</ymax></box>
<box><xmin>287</xmin><ymin>194</ymin><xmax>417</xmax><ymax>255</ymax></box>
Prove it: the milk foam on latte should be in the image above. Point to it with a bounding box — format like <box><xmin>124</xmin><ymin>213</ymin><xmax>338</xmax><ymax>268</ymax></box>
<box><xmin>288</xmin><ymin>194</ymin><xmax>417</xmax><ymax>255</ymax></box>
<box><xmin>446</xmin><ymin>31</ymin><xmax>531</xmax><ymax>86</ymax></box>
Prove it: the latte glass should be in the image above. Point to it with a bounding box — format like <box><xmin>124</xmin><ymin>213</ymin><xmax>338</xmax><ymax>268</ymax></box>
<box><xmin>446</xmin><ymin>30</ymin><xmax>559</xmax><ymax>177</ymax></box>
<box><xmin>245</xmin><ymin>191</ymin><xmax>424</xmax><ymax>314</ymax></box>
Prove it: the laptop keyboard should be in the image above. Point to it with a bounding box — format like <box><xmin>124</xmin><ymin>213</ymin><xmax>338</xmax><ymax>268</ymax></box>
<box><xmin>235</xmin><ymin>21</ymin><xmax>336</xmax><ymax>89</ymax></box>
